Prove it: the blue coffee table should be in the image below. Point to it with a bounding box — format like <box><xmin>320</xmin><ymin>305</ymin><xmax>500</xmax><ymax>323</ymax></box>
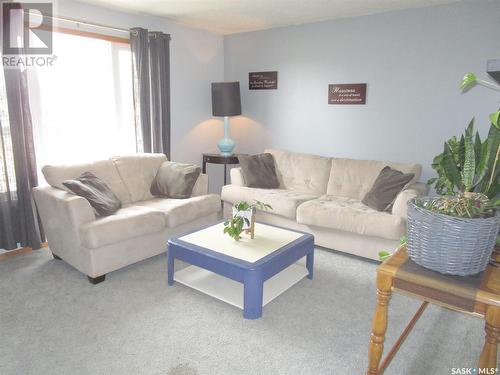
<box><xmin>167</xmin><ymin>222</ymin><xmax>314</xmax><ymax>319</ymax></box>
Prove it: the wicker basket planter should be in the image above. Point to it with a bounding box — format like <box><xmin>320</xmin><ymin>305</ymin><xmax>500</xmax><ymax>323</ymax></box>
<box><xmin>406</xmin><ymin>198</ymin><xmax>500</xmax><ymax>276</ymax></box>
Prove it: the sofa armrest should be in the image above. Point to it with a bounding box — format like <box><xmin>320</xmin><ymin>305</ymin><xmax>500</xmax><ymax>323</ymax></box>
<box><xmin>32</xmin><ymin>186</ymin><xmax>95</xmax><ymax>251</ymax></box>
<box><xmin>191</xmin><ymin>173</ymin><xmax>209</xmax><ymax>196</ymax></box>
<box><xmin>392</xmin><ymin>182</ymin><xmax>429</xmax><ymax>219</ymax></box>
<box><xmin>230</xmin><ymin>167</ymin><xmax>246</xmax><ymax>186</ymax></box>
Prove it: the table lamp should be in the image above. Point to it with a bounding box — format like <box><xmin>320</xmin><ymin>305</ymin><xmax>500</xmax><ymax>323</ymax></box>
<box><xmin>211</xmin><ymin>82</ymin><xmax>241</xmax><ymax>156</ymax></box>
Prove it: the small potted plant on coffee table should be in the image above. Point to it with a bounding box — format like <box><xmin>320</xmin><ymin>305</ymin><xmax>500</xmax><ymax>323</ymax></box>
<box><xmin>223</xmin><ymin>200</ymin><xmax>272</xmax><ymax>241</ymax></box>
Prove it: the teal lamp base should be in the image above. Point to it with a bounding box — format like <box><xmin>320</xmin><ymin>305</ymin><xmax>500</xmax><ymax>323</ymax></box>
<box><xmin>218</xmin><ymin>138</ymin><xmax>235</xmax><ymax>156</ymax></box>
<box><xmin>217</xmin><ymin>116</ymin><xmax>235</xmax><ymax>156</ymax></box>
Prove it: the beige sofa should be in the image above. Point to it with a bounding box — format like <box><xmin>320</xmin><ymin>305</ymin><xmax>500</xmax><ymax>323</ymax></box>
<box><xmin>33</xmin><ymin>153</ymin><xmax>220</xmax><ymax>284</ymax></box>
<box><xmin>222</xmin><ymin>149</ymin><xmax>428</xmax><ymax>260</ymax></box>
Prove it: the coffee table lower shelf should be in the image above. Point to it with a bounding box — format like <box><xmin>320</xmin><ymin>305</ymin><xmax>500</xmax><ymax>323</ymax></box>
<box><xmin>174</xmin><ymin>263</ymin><xmax>308</xmax><ymax>310</ymax></box>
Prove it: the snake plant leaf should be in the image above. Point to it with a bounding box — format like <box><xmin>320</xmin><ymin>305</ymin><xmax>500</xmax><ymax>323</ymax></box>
<box><xmin>483</xmin><ymin>124</ymin><xmax>500</xmax><ymax>197</ymax></box>
<box><xmin>460</xmin><ymin>73</ymin><xmax>477</xmax><ymax>90</ymax></box>
<box><xmin>486</xmin><ymin>179</ymin><xmax>500</xmax><ymax>199</ymax></box>
<box><xmin>462</xmin><ymin>120</ymin><xmax>476</xmax><ymax>191</ymax></box>
<box><xmin>491</xmin><ymin>111</ymin><xmax>500</xmax><ymax>130</ymax></box>
<box><xmin>447</xmin><ymin>135</ymin><xmax>459</xmax><ymax>156</ymax></box>
<box><xmin>465</xmin><ymin>118</ymin><xmax>474</xmax><ymax>135</ymax></box>
<box><xmin>474</xmin><ymin>131</ymin><xmax>482</xmax><ymax>168</ymax></box>
<box><xmin>442</xmin><ymin>142</ymin><xmax>463</xmax><ymax>191</ymax></box>
<box><xmin>486</xmin><ymin>176</ymin><xmax>500</xmax><ymax>198</ymax></box>
<box><xmin>457</xmin><ymin>134</ymin><xmax>465</xmax><ymax>169</ymax></box>
<box><xmin>485</xmin><ymin>155</ymin><xmax>500</xmax><ymax>197</ymax></box>
<box><xmin>474</xmin><ymin>138</ymin><xmax>490</xmax><ymax>188</ymax></box>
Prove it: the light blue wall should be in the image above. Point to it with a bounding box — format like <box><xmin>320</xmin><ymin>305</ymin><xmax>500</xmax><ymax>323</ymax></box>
<box><xmin>224</xmin><ymin>0</ymin><xmax>500</xmax><ymax>182</ymax></box>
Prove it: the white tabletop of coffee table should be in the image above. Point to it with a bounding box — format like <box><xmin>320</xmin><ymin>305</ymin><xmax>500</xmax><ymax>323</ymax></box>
<box><xmin>178</xmin><ymin>222</ymin><xmax>304</xmax><ymax>263</ymax></box>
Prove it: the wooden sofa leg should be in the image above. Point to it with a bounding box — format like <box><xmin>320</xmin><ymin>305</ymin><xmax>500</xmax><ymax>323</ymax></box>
<box><xmin>87</xmin><ymin>275</ymin><xmax>106</xmax><ymax>285</ymax></box>
<box><xmin>52</xmin><ymin>252</ymin><xmax>62</xmax><ymax>260</ymax></box>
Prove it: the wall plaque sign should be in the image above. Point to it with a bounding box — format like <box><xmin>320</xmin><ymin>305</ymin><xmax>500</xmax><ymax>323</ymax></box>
<box><xmin>249</xmin><ymin>71</ymin><xmax>278</xmax><ymax>90</ymax></box>
<box><xmin>328</xmin><ymin>83</ymin><xmax>367</xmax><ymax>104</ymax></box>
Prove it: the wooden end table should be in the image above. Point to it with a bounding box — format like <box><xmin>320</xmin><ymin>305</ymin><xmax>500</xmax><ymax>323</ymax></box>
<box><xmin>366</xmin><ymin>246</ymin><xmax>500</xmax><ymax>375</ymax></box>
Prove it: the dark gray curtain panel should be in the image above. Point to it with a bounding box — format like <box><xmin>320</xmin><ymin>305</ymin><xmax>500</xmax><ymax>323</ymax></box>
<box><xmin>130</xmin><ymin>28</ymin><xmax>171</xmax><ymax>157</ymax></box>
<box><xmin>0</xmin><ymin>116</ymin><xmax>18</xmax><ymax>250</ymax></box>
<box><xmin>1</xmin><ymin>67</ymin><xmax>43</xmax><ymax>250</ymax></box>
<box><xmin>130</xmin><ymin>28</ymin><xmax>151</xmax><ymax>153</ymax></box>
<box><xmin>149</xmin><ymin>32</ymin><xmax>171</xmax><ymax>157</ymax></box>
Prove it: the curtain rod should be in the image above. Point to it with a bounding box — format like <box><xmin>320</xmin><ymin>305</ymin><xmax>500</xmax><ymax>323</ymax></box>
<box><xmin>28</xmin><ymin>12</ymin><xmax>130</xmax><ymax>34</ymax></box>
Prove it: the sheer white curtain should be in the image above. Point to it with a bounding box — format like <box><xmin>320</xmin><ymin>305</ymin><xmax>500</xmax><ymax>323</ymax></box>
<box><xmin>27</xmin><ymin>32</ymin><xmax>136</xmax><ymax>181</ymax></box>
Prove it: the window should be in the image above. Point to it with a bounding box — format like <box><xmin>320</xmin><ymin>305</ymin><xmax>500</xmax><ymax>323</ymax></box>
<box><xmin>27</xmin><ymin>30</ymin><xmax>135</xmax><ymax>180</ymax></box>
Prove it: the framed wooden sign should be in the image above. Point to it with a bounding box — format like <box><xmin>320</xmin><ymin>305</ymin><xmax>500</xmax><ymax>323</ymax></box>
<box><xmin>328</xmin><ymin>83</ymin><xmax>367</xmax><ymax>104</ymax></box>
<box><xmin>249</xmin><ymin>71</ymin><xmax>278</xmax><ymax>90</ymax></box>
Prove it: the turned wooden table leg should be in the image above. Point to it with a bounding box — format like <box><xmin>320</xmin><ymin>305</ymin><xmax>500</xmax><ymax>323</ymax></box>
<box><xmin>479</xmin><ymin>305</ymin><xmax>500</xmax><ymax>371</ymax></box>
<box><xmin>366</xmin><ymin>273</ymin><xmax>393</xmax><ymax>375</ymax></box>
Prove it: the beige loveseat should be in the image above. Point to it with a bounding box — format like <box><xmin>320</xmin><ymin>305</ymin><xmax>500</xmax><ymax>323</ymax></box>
<box><xmin>222</xmin><ymin>149</ymin><xmax>428</xmax><ymax>260</ymax></box>
<box><xmin>33</xmin><ymin>154</ymin><xmax>220</xmax><ymax>283</ymax></box>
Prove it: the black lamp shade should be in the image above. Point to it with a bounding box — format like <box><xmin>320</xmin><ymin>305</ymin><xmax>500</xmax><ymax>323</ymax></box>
<box><xmin>211</xmin><ymin>82</ymin><xmax>241</xmax><ymax>116</ymax></box>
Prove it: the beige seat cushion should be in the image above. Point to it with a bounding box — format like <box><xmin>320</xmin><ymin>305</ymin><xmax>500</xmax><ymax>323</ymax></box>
<box><xmin>221</xmin><ymin>185</ymin><xmax>318</xmax><ymax>219</ymax></box>
<box><xmin>111</xmin><ymin>154</ymin><xmax>167</xmax><ymax>203</ymax></box>
<box><xmin>80</xmin><ymin>206</ymin><xmax>166</xmax><ymax>249</ymax></box>
<box><xmin>265</xmin><ymin>149</ymin><xmax>332</xmax><ymax>195</ymax></box>
<box><xmin>42</xmin><ymin>160</ymin><xmax>131</xmax><ymax>203</ymax></box>
<box><xmin>326</xmin><ymin>158</ymin><xmax>422</xmax><ymax>200</ymax></box>
<box><xmin>135</xmin><ymin>194</ymin><xmax>220</xmax><ymax>228</ymax></box>
<box><xmin>296</xmin><ymin>195</ymin><xmax>406</xmax><ymax>240</ymax></box>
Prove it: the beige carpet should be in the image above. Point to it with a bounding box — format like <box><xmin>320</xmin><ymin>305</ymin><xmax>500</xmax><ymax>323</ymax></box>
<box><xmin>0</xmin><ymin>247</ymin><xmax>487</xmax><ymax>374</ymax></box>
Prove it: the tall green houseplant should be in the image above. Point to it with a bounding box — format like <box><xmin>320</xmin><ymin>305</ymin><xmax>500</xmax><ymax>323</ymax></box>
<box><xmin>428</xmin><ymin>73</ymin><xmax>500</xmax><ymax>202</ymax></box>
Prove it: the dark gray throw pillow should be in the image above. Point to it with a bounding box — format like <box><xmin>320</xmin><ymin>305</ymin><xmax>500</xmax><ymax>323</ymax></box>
<box><xmin>238</xmin><ymin>153</ymin><xmax>280</xmax><ymax>189</ymax></box>
<box><xmin>150</xmin><ymin>161</ymin><xmax>201</xmax><ymax>199</ymax></box>
<box><xmin>362</xmin><ymin>166</ymin><xmax>414</xmax><ymax>211</ymax></box>
<box><xmin>62</xmin><ymin>172</ymin><xmax>122</xmax><ymax>217</ymax></box>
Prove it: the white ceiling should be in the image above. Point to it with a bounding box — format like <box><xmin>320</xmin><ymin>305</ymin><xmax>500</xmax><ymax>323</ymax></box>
<box><xmin>76</xmin><ymin>0</ymin><xmax>461</xmax><ymax>35</ymax></box>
